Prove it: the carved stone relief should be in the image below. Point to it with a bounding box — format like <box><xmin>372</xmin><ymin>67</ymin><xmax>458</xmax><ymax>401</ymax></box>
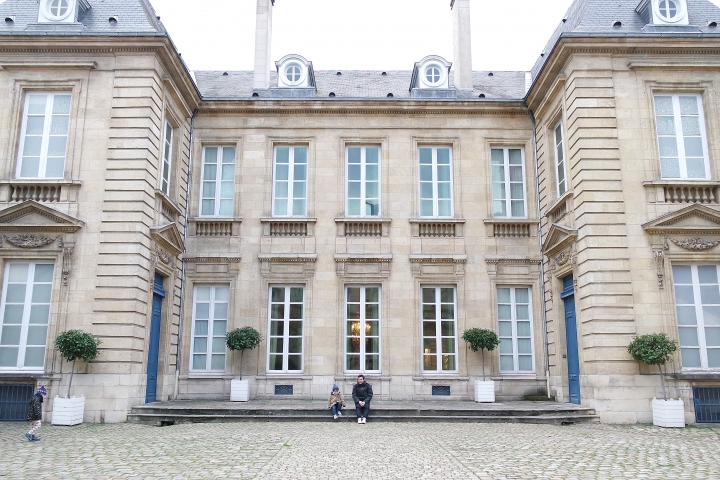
<box><xmin>0</xmin><ymin>234</ymin><xmax>61</xmax><ymax>248</ymax></box>
<box><xmin>669</xmin><ymin>237</ymin><xmax>720</xmax><ymax>251</ymax></box>
<box><xmin>653</xmin><ymin>249</ymin><xmax>665</xmax><ymax>289</ymax></box>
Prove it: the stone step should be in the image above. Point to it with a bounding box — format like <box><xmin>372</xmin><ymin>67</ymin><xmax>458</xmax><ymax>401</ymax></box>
<box><xmin>127</xmin><ymin>413</ymin><xmax>600</xmax><ymax>426</ymax></box>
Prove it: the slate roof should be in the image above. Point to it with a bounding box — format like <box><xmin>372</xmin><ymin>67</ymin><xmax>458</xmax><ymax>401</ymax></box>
<box><xmin>0</xmin><ymin>0</ymin><xmax>164</xmax><ymax>35</ymax></box>
<box><xmin>530</xmin><ymin>0</ymin><xmax>720</xmax><ymax>79</ymax></box>
<box><xmin>194</xmin><ymin>70</ymin><xmax>528</xmax><ymax>101</ymax></box>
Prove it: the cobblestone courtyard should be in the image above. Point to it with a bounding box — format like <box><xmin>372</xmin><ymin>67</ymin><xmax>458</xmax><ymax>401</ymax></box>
<box><xmin>1</xmin><ymin>421</ymin><xmax>719</xmax><ymax>479</ymax></box>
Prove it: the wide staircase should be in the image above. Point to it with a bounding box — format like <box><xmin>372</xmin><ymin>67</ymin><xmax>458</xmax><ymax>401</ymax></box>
<box><xmin>128</xmin><ymin>399</ymin><xmax>598</xmax><ymax>426</ymax></box>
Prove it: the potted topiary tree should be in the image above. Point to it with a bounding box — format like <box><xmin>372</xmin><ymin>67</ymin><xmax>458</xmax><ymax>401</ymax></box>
<box><xmin>52</xmin><ymin>329</ymin><xmax>101</xmax><ymax>425</ymax></box>
<box><xmin>627</xmin><ymin>332</ymin><xmax>683</xmax><ymax>428</ymax></box>
<box><xmin>226</xmin><ymin>326</ymin><xmax>262</xmax><ymax>402</ymax></box>
<box><xmin>462</xmin><ymin>327</ymin><xmax>500</xmax><ymax>402</ymax></box>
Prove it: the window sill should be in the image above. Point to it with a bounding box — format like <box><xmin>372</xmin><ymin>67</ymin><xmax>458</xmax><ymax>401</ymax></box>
<box><xmin>494</xmin><ymin>373</ymin><xmax>542</xmax><ymax>380</ymax></box>
<box><xmin>545</xmin><ymin>190</ymin><xmax>573</xmax><ymax>223</ymax></box>
<box><xmin>668</xmin><ymin>372</ymin><xmax>720</xmax><ymax>381</ymax></box>
<box><xmin>0</xmin><ymin>371</ymin><xmax>55</xmax><ymax>378</ymax></box>
<box><xmin>185</xmin><ymin>373</ymin><xmax>234</xmax><ymax>380</ymax></box>
<box><xmin>335</xmin><ymin>218</ymin><xmax>391</xmax><ymax>237</ymax></box>
<box><xmin>642</xmin><ymin>180</ymin><xmax>720</xmax><ymax>204</ymax></box>
<box><xmin>483</xmin><ymin>218</ymin><xmax>537</xmax><ymax>238</ymax></box>
<box><xmin>334</xmin><ymin>374</ymin><xmax>391</xmax><ymax>381</ymax></box>
<box><xmin>412</xmin><ymin>375</ymin><xmax>470</xmax><ymax>381</ymax></box>
<box><xmin>155</xmin><ymin>189</ymin><xmax>182</xmax><ymax>224</ymax></box>
<box><xmin>256</xmin><ymin>374</ymin><xmax>312</xmax><ymax>380</ymax></box>
<box><xmin>189</xmin><ymin>218</ymin><xmax>242</xmax><ymax>237</ymax></box>
<box><xmin>0</xmin><ymin>179</ymin><xmax>82</xmax><ymax>203</ymax></box>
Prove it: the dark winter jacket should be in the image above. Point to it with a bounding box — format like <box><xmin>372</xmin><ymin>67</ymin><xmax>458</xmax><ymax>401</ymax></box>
<box><xmin>26</xmin><ymin>393</ymin><xmax>43</xmax><ymax>421</ymax></box>
<box><xmin>352</xmin><ymin>382</ymin><xmax>373</xmax><ymax>403</ymax></box>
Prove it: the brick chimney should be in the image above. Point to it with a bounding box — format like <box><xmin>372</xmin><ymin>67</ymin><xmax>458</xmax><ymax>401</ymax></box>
<box><xmin>451</xmin><ymin>0</ymin><xmax>473</xmax><ymax>91</ymax></box>
<box><xmin>253</xmin><ymin>0</ymin><xmax>274</xmax><ymax>91</ymax></box>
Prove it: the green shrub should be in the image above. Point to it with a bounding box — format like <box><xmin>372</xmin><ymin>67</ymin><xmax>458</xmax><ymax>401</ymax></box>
<box><xmin>54</xmin><ymin>329</ymin><xmax>101</xmax><ymax>398</ymax></box>
<box><xmin>226</xmin><ymin>327</ymin><xmax>263</xmax><ymax>379</ymax></box>
<box><xmin>627</xmin><ymin>333</ymin><xmax>678</xmax><ymax>400</ymax></box>
<box><xmin>461</xmin><ymin>328</ymin><xmax>499</xmax><ymax>381</ymax></box>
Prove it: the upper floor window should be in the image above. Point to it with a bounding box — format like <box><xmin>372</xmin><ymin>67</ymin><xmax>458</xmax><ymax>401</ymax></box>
<box><xmin>347</xmin><ymin>146</ymin><xmax>380</xmax><ymax>217</ymax></box>
<box><xmin>553</xmin><ymin>122</ymin><xmax>567</xmax><ymax>196</ymax></box>
<box><xmin>190</xmin><ymin>285</ymin><xmax>229</xmax><ymax>372</ymax></box>
<box><xmin>654</xmin><ymin>94</ymin><xmax>709</xmax><ymax>180</ymax></box>
<box><xmin>419</xmin><ymin>147</ymin><xmax>453</xmax><ymax>217</ymax></box>
<box><xmin>17</xmin><ymin>92</ymin><xmax>70</xmax><ymax>179</ymax></box>
<box><xmin>160</xmin><ymin>121</ymin><xmax>173</xmax><ymax>195</ymax></box>
<box><xmin>0</xmin><ymin>262</ymin><xmax>55</xmax><ymax>371</ymax></box>
<box><xmin>498</xmin><ymin>286</ymin><xmax>535</xmax><ymax>373</ymax></box>
<box><xmin>273</xmin><ymin>146</ymin><xmax>307</xmax><ymax>217</ymax></box>
<box><xmin>491</xmin><ymin>147</ymin><xmax>526</xmax><ymax>218</ymax></box>
<box><xmin>672</xmin><ymin>265</ymin><xmax>720</xmax><ymax>370</ymax></box>
<box><xmin>200</xmin><ymin>146</ymin><xmax>236</xmax><ymax>217</ymax></box>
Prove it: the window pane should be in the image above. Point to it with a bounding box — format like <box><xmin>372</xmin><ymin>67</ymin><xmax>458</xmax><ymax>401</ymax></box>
<box><xmin>705</xmin><ymin>328</ymin><xmax>720</xmax><ymax>347</ymax></box>
<box><xmin>290</xmin><ymin>288</ymin><xmax>303</xmax><ymax>302</ymax></box>
<box><xmin>194</xmin><ymin>320</ymin><xmax>208</xmax><ymax>336</ymax></box>
<box><xmin>420</xmin><ymin>200</ymin><xmax>433</xmax><ymax>216</ymax></box>
<box><xmin>423</xmin><ymin>321</ymin><xmax>436</xmax><ymax>336</ymax></box>
<box><xmin>34</xmin><ymin>264</ymin><xmax>54</xmax><ymax>283</ymax></box>
<box><xmin>366</xmin><ymin>321</ymin><xmax>379</xmax><ymax>336</ymax></box>
<box><xmin>287</xmin><ymin>355</ymin><xmax>302</xmax><ymax>370</ymax></box>
<box><xmin>22</xmin><ymin>136</ymin><xmax>42</xmax><ymax>157</ymax></box>
<box><xmin>673</xmin><ymin>265</ymin><xmax>693</xmax><ymax>284</ymax></box>
<box><xmin>422</xmin><ymin>305</ymin><xmax>436</xmax><ymax>320</ymax></box>
<box><xmin>500</xmin><ymin>355</ymin><xmax>515</xmax><ymax>371</ymax></box>
<box><xmin>681</xmin><ymin>116</ymin><xmax>701</xmax><ymax>136</ymax></box>
<box><xmin>346</xmin><ymin>355</ymin><xmax>360</xmax><ymax>370</ymax></box>
<box><xmin>269</xmin><ymin>321</ymin><xmax>284</xmax><ymax>336</ymax></box>
<box><xmin>679</xmin><ymin>96</ymin><xmax>699</xmax><ymax>115</ymax></box>
<box><xmin>20</xmin><ymin>157</ymin><xmax>40</xmax><ymax>178</ymax></box>
<box><xmin>686</xmin><ymin>158</ymin><xmax>706</xmax><ymax>179</ymax></box>
<box><xmin>423</xmin><ymin>338</ymin><xmax>437</xmax><ymax>353</ymax></box>
<box><xmin>437</xmin><ymin>148</ymin><xmax>450</xmax><ymax>164</ymax></box>
<box><xmin>424</xmin><ymin>355</ymin><xmax>437</xmax><ymax>370</ymax></box>
<box><xmin>366</xmin><ymin>338</ymin><xmax>379</xmax><ymax>354</ymax></box>
<box><xmin>347</xmin><ymin>337</ymin><xmax>361</xmax><ymax>354</ymax></box>
<box><xmin>365</xmin><ymin>355</ymin><xmax>379</xmax><ymax>371</ymax></box>
<box><xmin>674</xmin><ymin>285</ymin><xmax>695</xmax><ymax>305</ymax></box>
<box><xmin>438</xmin><ymin>200</ymin><xmax>452</xmax><ymax>217</ymax></box>
<box><xmin>26</xmin><ymin>326</ymin><xmax>47</xmax><ymax>346</ymax></box>
<box><xmin>681</xmin><ymin>348</ymin><xmax>701</xmax><ymax>368</ymax></box>
<box><xmin>293</xmin><ymin>147</ymin><xmax>307</xmax><ymax>163</ymax></box>
<box><xmin>210</xmin><ymin>354</ymin><xmax>225</xmax><ymax>370</ymax></box>
<box><xmin>698</xmin><ymin>266</ymin><xmax>718</xmax><ymax>284</ymax></box>
<box><xmin>516</xmin><ymin>305</ymin><xmax>529</xmax><ymax>320</ymax></box>
<box><xmin>289</xmin><ymin>321</ymin><xmax>302</xmax><ymax>336</ymax></box>
<box><xmin>271</xmin><ymin>288</ymin><xmax>285</xmax><ymax>303</ymax></box>
<box><xmin>440</xmin><ymin>305</ymin><xmax>454</xmax><ymax>320</ymax></box>
<box><xmin>288</xmin><ymin>338</ymin><xmax>302</xmax><ymax>353</ymax></box>
<box><xmin>660</xmin><ymin>158</ymin><xmax>680</xmax><ymax>178</ymax></box>
<box><xmin>27</xmin><ymin>95</ymin><xmax>47</xmax><ymax>115</ymax></box>
<box><xmin>442</xmin><ymin>355</ymin><xmax>456</xmax><ymax>371</ymax></box>
<box><xmin>213</xmin><ymin>321</ymin><xmax>227</xmax><ymax>335</ymax></box>
<box><xmin>654</xmin><ymin>96</ymin><xmax>674</xmax><ymax>115</ymax></box>
<box><xmin>441</xmin><ymin>321</ymin><xmax>455</xmax><ymax>336</ymax></box>
<box><xmin>365</xmin><ymin>304</ymin><xmax>379</xmax><ymax>320</ymax></box>
<box><xmin>195</xmin><ymin>303</ymin><xmax>210</xmax><ymax>320</ymax></box>
<box><xmin>498</xmin><ymin>305</ymin><xmax>511</xmax><ymax>320</ymax></box>
<box><xmin>703</xmin><ymin>306</ymin><xmax>720</xmax><ymax>326</ymax></box>
<box><xmin>276</xmin><ymin>147</ymin><xmax>289</xmax><ymax>163</ymax></box>
<box><xmin>289</xmin><ymin>304</ymin><xmax>303</xmax><ymax>320</ymax></box>
<box><xmin>6</xmin><ymin>285</ymin><xmax>26</xmax><ymax>303</ymax></box>
<box><xmin>517</xmin><ymin>321</ymin><xmax>531</xmax><ymax>337</ymax></box>
<box><xmin>348</xmin><ymin>147</ymin><xmax>361</xmax><ymax>163</ymax></box>
<box><xmin>701</xmin><ymin>286</ymin><xmax>720</xmax><ymax>305</ymax></box>
<box><xmin>212</xmin><ymin>338</ymin><xmax>225</xmax><ymax>354</ymax></box>
<box><xmin>708</xmin><ymin>349</ymin><xmax>720</xmax><ymax>368</ymax></box>
<box><xmin>656</xmin><ymin>116</ymin><xmax>675</xmax><ymax>135</ymax></box>
<box><xmin>419</xmin><ymin>148</ymin><xmax>432</xmax><ymax>164</ymax></box>
<box><xmin>499</xmin><ymin>321</ymin><xmax>512</xmax><ymax>337</ymax></box>
<box><xmin>193</xmin><ymin>337</ymin><xmax>207</xmax><ymax>353</ymax></box>
<box><xmin>684</xmin><ymin>137</ymin><xmax>704</xmax><ymax>158</ymax></box>
<box><xmin>31</xmin><ymin>285</ymin><xmax>51</xmax><ymax>303</ymax></box>
<box><xmin>491</xmin><ymin>149</ymin><xmax>504</xmax><ymax>164</ymax></box>
<box><xmin>518</xmin><ymin>339</ymin><xmax>532</xmax><ymax>354</ymax></box>
<box><xmin>270</xmin><ymin>304</ymin><xmax>285</xmax><ymax>321</ymax></box>
<box><xmin>292</xmin><ymin>199</ymin><xmax>306</xmax><ymax>216</ymax></box>
<box><xmin>366</xmin><ymin>165</ymin><xmax>379</xmax><ymax>181</ymax></box>
<box><xmin>269</xmin><ymin>355</ymin><xmax>283</xmax><ymax>370</ymax></box>
<box><xmin>3</xmin><ymin>305</ymin><xmax>24</xmax><ymax>324</ymax></box>
<box><xmin>659</xmin><ymin>137</ymin><xmax>678</xmax><ymax>157</ymax></box>
<box><xmin>23</xmin><ymin>347</ymin><xmax>45</xmax><ymax>367</ymax></box>
<box><xmin>499</xmin><ymin>338</ymin><xmax>513</xmax><ymax>354</ymax></box>
<box><xmin>518</xmin><ymin>356</ymin><xmax>533</xmax><ymax>371</ymax></box>
<box><xmin>366</xmin><ymin>288</ymin><xmax>379</xmax><ymax>303</ymax></box>
<box><xmin>269</xmin><ymin>338</ymin><xmax>284</xmax><ymax>354</ymax></box>
<box><xmin>293</xmin><ymin>165</ymin><xmax>307</xmax><ymax>181</ymax></box>
<box><xmin>678</xmin><ymin>327</ymin><xmax>699</xmax><ymax>347</ymax></box>
<box><xmin>422</xmin><ymin>288</ymin><xmax>436</xmax><ymax>303</ymax></box>
<box><xmin>441</xmin><ymin>338</ymin><xmax>455</xmax><ymax>354</ymax></box>
<box><xmin>52</xmin><ymin>95</ymin><xmax>71</xmax><ymax>114</ymax></box>
<box><xmin>26</xmin><ymin>117</ymin><xmax>45</xmax><ymax>135</ymax></box>
<box><xmin>0</xmin><ymin>326</ymin><xmax>21</xmax><ymax>345</ymax></box>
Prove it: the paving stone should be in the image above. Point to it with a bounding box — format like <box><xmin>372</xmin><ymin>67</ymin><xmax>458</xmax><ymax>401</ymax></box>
<box><xmin>1</xmin><ymin>422</ymin><xmax>718</xmax><ymax>479</ymax></box>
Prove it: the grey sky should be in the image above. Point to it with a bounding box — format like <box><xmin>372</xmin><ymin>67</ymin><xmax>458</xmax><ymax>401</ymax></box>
<box><xmin>149</xmin><ymin>0</ymin><xmax>720</xmax><ymax>73</ymax></box>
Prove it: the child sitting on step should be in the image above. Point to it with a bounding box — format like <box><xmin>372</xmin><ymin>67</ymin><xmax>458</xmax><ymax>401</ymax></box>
<box><xmin>327</xmin><ymin>385</ymin><xmax>345</xmax><ymax>420</ymax></box>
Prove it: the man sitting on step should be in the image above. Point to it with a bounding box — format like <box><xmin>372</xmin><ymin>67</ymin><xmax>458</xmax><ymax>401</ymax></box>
<box><xmin>352</xmin><ymin>375</ymin><xmax>373</xmax><ymax>424</ymax></box>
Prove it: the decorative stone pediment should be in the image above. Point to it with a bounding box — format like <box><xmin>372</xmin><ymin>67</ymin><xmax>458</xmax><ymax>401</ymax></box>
<box><xmin>0</xmin><ymin>201</ymin><xmax>83</xmax><ymax>233</ymax></box>
<box><xmin>642</xmin><ymin>204</ymin><xmax>720</xmax><ymax>235</ymax></box>
<box><xmin>542</xmin><ymin>224</ymin><xmax>578</xmax><ymax>258</ymax></box>
<box><xmin>334</xmin><ymin>255</ymin><xmax>392</xmax><ymax>278</ymax></box>
<box><xmin>150</xmin><ymin>223</ymin><xmax>184</xmax><ymax>257</ymax></box>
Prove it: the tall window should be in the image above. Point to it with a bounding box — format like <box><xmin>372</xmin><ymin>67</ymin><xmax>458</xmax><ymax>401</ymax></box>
<box><xmin>553</xmin><ymin>122</ymin><xmax>567</xmax><ymax>196</ymax></box>
<box><xmin>345</xmin><ymin>286</ymin><xmax>380</xmax><ymax>372</ymax></box>
<box><xmin>160</xmin><ymin>121</ymin><xmax>173</xmax><ymax>195</ymax></box>
<box><xmin>273</xmin><ymin>146</ymin><xmax>307</xmax><ymax>216</ymax></box>
<box><xmin>190</xmin><ymin>285</ymin><xmax>229</xmax><ymax>372</ymax></box>
<box><xmin>419</xmin><ymin>147</ymin><xmax>453</xmax><ymax>217</ymax></box>
<box><xmin>654</xmin><ymin>94</ymin><xmax>709</xmax><ymax>180</ymax></box>
<box><xmin>268</xmin><ymin>286</ymin><xmax>304</xmax><ymax>372</ymax></box>
<box><xmin>346</xmin><ymin>147</ymin><xmax>380</xmax><ymax>217</ymax></box>
<box><xmin>421</xmin><ymin>286</ymin><xmax>457</xmax><ymax>372</ymax></box>
<box><xmin>491</xmin><ymin>147</ymin><xmax>527</xmax><ymax>218</ymax></box>
<box><xmin>17</xmin><ymin>92</ymin><xmax>70</xmax><ymax>179</ymax></box>
<box><xmin>672</xmin><ymin>265</ymin><xmax>720</xmax><ymax>370</ymax></box>
<box><xmin>0</xmin><ymin>263</ymin><xmax>54</xmax><ymax>371</ymax></box>
<box><xmin>498</xmin><ymin>287</ymin><xmax>534</xmax><ymax>373</ymax></box>
<box><xmin>200</xmin><ymin>146</ymin><xmax>236</xmax><ymax>217</ymax></box>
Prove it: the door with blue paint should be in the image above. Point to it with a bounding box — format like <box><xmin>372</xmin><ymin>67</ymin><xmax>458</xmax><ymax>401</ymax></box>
<box><xmin>561</xmin><ymin>274</ymin><xmax>581</xmax><ymax>404</ymax></box>
<box><xmin>146</xmin><ymin>273</ymin><xmax>166</xmax><ymax>404</ymax></box>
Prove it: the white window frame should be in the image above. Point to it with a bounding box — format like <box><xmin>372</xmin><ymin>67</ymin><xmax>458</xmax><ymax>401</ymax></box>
<box><xmin>189</xmin><ymin>285</ymin><xmax>229</xmax><ymax>373</ymax></box>
<box><xmin>553</xmin><ymin>122</ymin><xmax>568</xmax><ymax>196</ymax></box>
<box><xmin>672</xmin><ymin>265</ymin><xmax>720</xmax><ymax>371</ymax></box>
<box><xmin>418</xmin><ymin>146</ymin><xmax>454</xmax><ymax>218</ymax></box>
<box><xmin>272</xmin><ymin>146</ymin><xmax>308</xmax><ymax>217</ymax></box>
<box><xmin>199</xmin><ymin>146</ymin><xmax>236</xmax><ymax>217</ymax></box>
<box><xmin>421</xmin><ymin>286</ymin><xmax>458</xmax><ymax>373</ymax></box>
<box><xmin>654</xmin><ymin>93</ymin><xmax>710</xmax><ymax>180</ymax></box>
<box><xmin>267</xmin><ymin>286</ymin><xmax>305</xmax><ymax>373</ymax></box>
<box><xmin>16</xmin><ymin>92</ymin><xmax>71</xmax><ymax>179</ymax></box>
<box><xmin>160</xmin><ymin>121</ymin><xmax>173</xmax><ymax>196</ymax></box>
<box><xmin>344</xmin><ymin>285</ymin><xmax>381</xmax><ymax>374</ymax></box>
<box><xmin>491</xmin><ymin>147</ymin><xmax>527</xmax><ymax>218</ymax></box>
<box><xmin>346</xmin><ymin>146</ymin><xmax>381</xmax><ymax>217</ymax></box>
<box><xmin>42</xmin><ymin>0</ymin><xmax>72</xmax><ymax>21</ymax></box>
<box><xmin>497</xmin><ymin>286</ymin><xmax>535</xmax><ymax>374</ymax></box>
<box><xmin>0</xmin><ymin>262</ymin><xmax>55</xmax><ymax>372</ymax></box>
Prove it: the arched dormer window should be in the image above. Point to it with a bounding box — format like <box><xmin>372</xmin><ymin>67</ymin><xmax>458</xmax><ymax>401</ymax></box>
<box><xmin>413</xmin><ymin>56</ymin><xmax>452</xmax><ymax>90</ymax></box>
<box><xmin>37</xmin><ymin>0</ymin><xmax>89</xmax><ymax>24</ymax></box>
<box><xmin>650</xmin><ymin>0</ymin><xmax>689</xmax><ymax>25</ymax></box>
<box><xmin>276</xmin><ymin>55</ymin><xmax>313</xmax><ymax>89</ymax></box>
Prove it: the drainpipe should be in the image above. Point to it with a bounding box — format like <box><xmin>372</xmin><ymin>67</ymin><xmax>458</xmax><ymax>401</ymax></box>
<box><xmin>529</xmin><ymin>109</ymin><xmax>552</xmax><ymax>399</ymax></box>
<box><xmin>174</xmin><ymin>107</ymin><xmax>199</xmax><ymax>400</ymax></box>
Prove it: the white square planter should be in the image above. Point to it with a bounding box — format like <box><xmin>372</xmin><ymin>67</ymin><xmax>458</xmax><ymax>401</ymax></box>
<box><xmin>51</xmin><ymin>396</ymin><xmax>85</xmax><ymax>426</ymax></box>
<box><xmin>475</xmin><ymin>380</ymin><xmax>495</xmax><ymax>403</ymax></box>
<box><xmin>230</xmin><ymin>378</ymin><xmax>249</xmax><ymax>402</ymax></box>
<box><xmin>652</xmin><ymin>398</ymin><xmax>685</xmax><ymax>428</ymax></box>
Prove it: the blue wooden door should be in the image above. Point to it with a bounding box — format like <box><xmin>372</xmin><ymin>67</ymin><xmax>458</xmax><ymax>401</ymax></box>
<box><xmin>146</xmin><ymin>273</ymin><xmax>166</xmax><ymax>404</ymax></box>
<box><xmin>561</xmin><ymin>274</ymin><xmax>581</xmax><ymax>404</ymax></box>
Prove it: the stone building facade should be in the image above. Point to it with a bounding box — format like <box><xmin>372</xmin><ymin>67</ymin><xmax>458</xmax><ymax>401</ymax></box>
<box><xmin>0</xmin><ymin>0</ymin><xmax>718</xmax><ymax>424</ymax></box>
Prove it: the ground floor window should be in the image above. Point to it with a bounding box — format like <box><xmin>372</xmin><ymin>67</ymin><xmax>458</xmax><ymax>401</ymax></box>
<box><xmin>268</xmin><ymin>286</ymin><xmax>304</xmax><ymax>372</ymax></box>
<box><xmin>498</xmin><ymin>286</ymin><xmax>534</xmax><ymax>373</ymax></box>
<box><xmin>0</xmin><ymin>262</ymin><xmax>54</xmax><ymax>371</ymax></box>
<box><xmin>191</xmin><ymin>285</ymin><xmax>229</xmax><ymax>372</ymax></box>
<box><xmin>672</xmin><ymin>265</ymin><xmax>720</xmax><ymax>369</ymax></box>
<box><xmin>345</xmin><ymin>285</ymin><xmax>380</xmax><ymax>372</ymax></box>
<box><xmin>421</xmin><ymin>286</ymin><xmax>457</xmax><ymax>372</ymax></box>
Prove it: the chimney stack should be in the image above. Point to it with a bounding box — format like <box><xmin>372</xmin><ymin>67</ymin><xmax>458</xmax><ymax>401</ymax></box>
<box><xmin>451</xmin><ymin>0</ymin><xmax>473</xmax><ymax>90</ymax></box>
<box><xmin>253</xmin><ymin>0</ymin><xmax>274</xmax><ymax>91</ymax></box>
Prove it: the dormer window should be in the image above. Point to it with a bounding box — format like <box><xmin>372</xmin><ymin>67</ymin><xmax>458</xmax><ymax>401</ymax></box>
<box><xmin>37</xmin><ymin>0</ymin><xmax>90</xmax><ymax>24</ymax></box>
<box><xmin>275</xmin><ymin>55</ymin><xmax>315</xmax><ymax>90</ymax></box>
<box><xmin>46</xmin><ymin>0</ymin><xmax>70</xmax><ymax>20</ymax></box>
<box><xmin>425</xmin><ymin>66</ymin><xmax>442</xmax><ymax>85</ymax></box>
<box><xmin>284</xmin><ymin>64</ymin><xmax>303</xmax><ymax>85</ymax></box>
<box><xmin>657</xmin><ymin>0</ymin><xmax>678</xmax><ymax>20</ymax></box>
<box><xmin>637</xmin><ymin>0</ymin><xmax>689</xmax><ymax>25</ymax></box>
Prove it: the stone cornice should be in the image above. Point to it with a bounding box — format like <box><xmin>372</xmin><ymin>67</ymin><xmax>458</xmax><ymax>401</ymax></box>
<box><xmin>485</xmin><ymin>257</ymin><xmax>542</xmax><ymax>265</ymax></box>
<box><xmin>183</xmin><ymin>256</ymin><xmax>242</xmax><ymax>263</ymax></box>
<box><xmin>257</xmin><ymin>254</ymin><xmax>318</xmax><ymax>263</ymax></box>
<box><xmin>0</xmin><ymin>60</ymin><xmax>97</xmax><ymax>70</ymax></box>
<box><xmin>409</xmin><ymin>255</ymin><xmax>467</xmax><ymax>264</ymax></box>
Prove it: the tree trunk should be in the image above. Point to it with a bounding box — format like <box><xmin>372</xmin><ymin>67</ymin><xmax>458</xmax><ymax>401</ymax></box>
<box><xmin>239</xmin><ymin>350</ymin><xmax>244</xmax><ymax>380</ymax></box>
<box><xmin>67</xmin><ymin>359</ymin><xmax>76</xmax><ymax>398</ymax></box>
<box><xmin>659</xmin><ymin>364</ymin><xmax>667</xmax><ymax>400</ymax></box>
<box><xmin>481</xmin><ymin>349</ymin><xmax>486</xmax><ymax>382</ymax></box>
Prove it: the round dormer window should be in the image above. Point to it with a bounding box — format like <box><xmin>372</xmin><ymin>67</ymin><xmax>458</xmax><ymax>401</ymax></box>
<box><xmin>656</xmin><ymin>0</ymin><xmax>685</xmax><ymax>22</ymax></box>
<box><xmin>284</xmin><ymin>63</ymin><xmax>304</xmax><ymax>86</ymax></box>
<box><xmin>42</xmin><ymin>0</ymin><xmax>72</xmax><ymax>21</ymax></box>
<box><xmin>423</xmin><ymin>64</ymin><xmax>445</xmax><ymax>87</ymax></box>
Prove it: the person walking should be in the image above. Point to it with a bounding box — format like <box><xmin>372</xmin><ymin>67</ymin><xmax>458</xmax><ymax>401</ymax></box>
<box><xmin>327</xmin><ymin>384</ymin><xmax>345</xmax><ymax>420</ymax></box>
<box><xmin>25</xmin><ymin>385</ymin><xmax>47</xmax><ymax>442</ymax></box>
<box><xmin>351</xmin><ymin>375</ymin><xmax>373</xmax><ymax>424</ymax></box>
